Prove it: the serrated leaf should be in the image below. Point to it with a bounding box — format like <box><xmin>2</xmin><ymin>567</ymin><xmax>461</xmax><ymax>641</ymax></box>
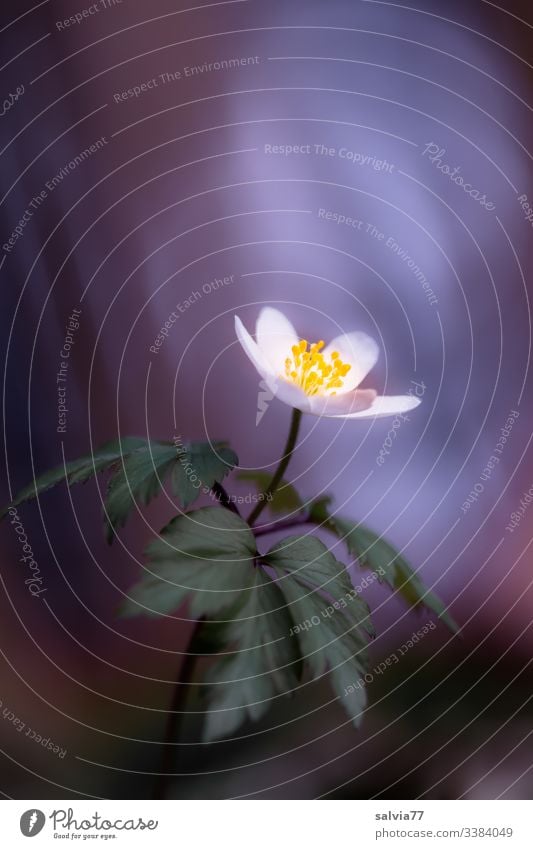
<box><xmin>261</xmin><ymin>534</ymin><xmax>373</xmax><ymax>727</ymax></box>
<box><xmin>236</xmin><ymin>470</ymin><xmax>303</xmax><ymax>516</ymax></box>
<box><xmin>202</xmin><ymin>570</ymin><xmax>302</xmax><ymax>742</ymax></box>
<box><xmin>309</xmin><ymin>497</ymin><xmax>458</xmax><ymax>634</ymax></box>
<box><xmin>172</xmin><ymin>443</ymin><xmax>238</xmax><ymax>509</ymax></box>
<box><xmin>104</xmin><ymin>443</ymin><xmax>178</xmax><ymax>541</ymax></box>
<box><xmin>120</xmin><ymin>507</ymin><xmax>257</xmax><ymax>618</ymax></box>
<box><xmin>2</xmin><ymin>436</ymin><xmax>239</xmax><ymax>544</ymax></box>
<box><xmin>0</xmin><ymin>436</ymin><xmax>147</xmax><ymax>519</ymax></box>
<box><xmin>264</xmin><ymin>534</ymin><xmax>374</xmax><ymax>637</ymax></box>
<box><xmin>104</xmin><ymin>440</ymin><xmax>238</xmax><ymax>542</ymax></box>
<box><xmin>268</xmin><ymin>570</ymin><xmax>369</xmax><ymax>727</ymax></box>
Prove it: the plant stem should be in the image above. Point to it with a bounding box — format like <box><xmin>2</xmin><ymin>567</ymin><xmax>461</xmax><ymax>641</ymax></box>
<box><xmin>253</xmin><ymin>515</ymin><xmax>313</xmax><ymax>537</ymax></box>
<box><xmin>153</xmin><ymin>618</ymin><xmax>204</xmax><ymax>799</ymax></box>
<box><xmin>211</xmin><ymin>481</ymin><xmax>240</xmax><ymax>515</ymax></box>
<box><xmin>247</xmin><ymin>407</ymin><xmax>302</xmax><ymax>526</ymax></box>
<box><xmin>155</xmin><ymin>409</ymin><xmax>303</xmax><ymax>797</ymax></box>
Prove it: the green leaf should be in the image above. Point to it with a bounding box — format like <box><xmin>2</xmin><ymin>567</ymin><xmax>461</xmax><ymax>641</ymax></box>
<box><xmin>105</xmin><ymin>440</ymin><xmax>238</xmax><ymax>542</ymax></box>
<box><xmin>202</xmin><ymin>569</ymin><xmax>302</xmax><ymax>742</ymax></box>
<box><xmin>263</xmin><ymin>534</ymin><xmax>372</xmax><ymax>726</ymax></box>
<box><xmin>236</xmin><ymin>470</ymin><xmax>303</xmax><ymax>516</ymax></box>
<box><xmin>264</xmin><ymin>535</ymin><xmax>374</xmax><ymax>637</ymax></box>
<box><xmin>104</xmin><ymin>443</ymin><xmax>178</xmax><ymax>541</ymax></box>
<box><xmin>173</xmin><ymin>443</ymin><xmax>238</xmax><ymax>510</ymax></box>
<box><xmin>309</xmin><ymin>497</ymin><xmax>458</xmax><ymax>634</ymax></box>
<box><xmin>268</xmin><ymin>569</ymin><xmax>369</xmax><ymax>727</ymax></box>
<box><xmin>120</xmin><ymin>507</ymin><xmax>257</xmax><ymax>618</ymax></box>
<box><xmin>0</xmin><ymin>436</ymin><xmax>147</xmax><ymax>519</ymax></box>
<box><xmin>2</xmin><ymin>436</ymin><xmax>239</xmax><ymax>543</ymax></box>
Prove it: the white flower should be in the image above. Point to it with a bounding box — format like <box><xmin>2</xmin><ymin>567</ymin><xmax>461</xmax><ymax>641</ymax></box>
<box><xmin>235</xmin><ymin>307</ymin><xmax>421</xmax><ymax>419</ymax></box>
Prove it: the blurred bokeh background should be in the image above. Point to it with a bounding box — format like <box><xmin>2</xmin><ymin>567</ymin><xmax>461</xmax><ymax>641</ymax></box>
<box><xmin>1</xmin><ymin>0</ymin><xmax>533</xmax><ymax>799</ymax></box>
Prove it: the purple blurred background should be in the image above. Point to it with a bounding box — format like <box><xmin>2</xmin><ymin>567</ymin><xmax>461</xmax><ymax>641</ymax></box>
<box><xmin>1</xmin><ymin>0</ymin><xmax>533</xmax><ymax>799</ymax></box>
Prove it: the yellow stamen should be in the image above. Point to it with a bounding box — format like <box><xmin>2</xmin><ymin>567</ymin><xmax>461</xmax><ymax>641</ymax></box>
<box><xmin>283</xmin><ymin>339</ymin><xmax>352</xmax><ymax>396</ymax></box>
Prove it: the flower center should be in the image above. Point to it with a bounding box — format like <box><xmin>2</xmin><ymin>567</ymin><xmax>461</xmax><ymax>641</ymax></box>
<box><xmin>284</xmin><ymin>339</ymin><xmax>352</xmax><ymax>396</ymax></box>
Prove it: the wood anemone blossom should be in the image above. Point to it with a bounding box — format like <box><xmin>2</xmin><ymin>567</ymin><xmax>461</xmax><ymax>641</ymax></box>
<box><xmin>235</xmin><ymin>307</ymin><xmax>422</xmax><ymax>419</ymax></box>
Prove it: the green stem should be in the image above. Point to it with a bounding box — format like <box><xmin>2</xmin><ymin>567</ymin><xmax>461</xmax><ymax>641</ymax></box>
<box><xmin>153</xmin><ymin>618</ymin><xmax>204</xmax><ymax>799</ymax></box>
<box><xmin>211</xmin><ymin>481</ymin><xmax>240</xmax><ymax>516</ymax></box>
<box><xmin>253</xmin><ymin>515</ymin><xmax>313</xmax><ymax>537</ymax></box>
<box><xmin>247</xmin><ymin>407</ymin><xmax>302</xmax><ymax>526</ymax></box>
<box><xmin>155</xmin><ymin>409</ymin><xmax>303</xmax><ymax>797</ymax></box>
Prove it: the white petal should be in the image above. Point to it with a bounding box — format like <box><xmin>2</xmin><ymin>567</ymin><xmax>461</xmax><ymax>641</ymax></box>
<box><xmin>333</xmin><ymin>394</ymin><xmax>422</xmax><ymax>420</ymax></box>
<box><xmin>273</xmin><ymin>380</ymin><xmax>312</xmax><ymax>412</ymax></box>
<box><xmin>235</xmin><ymin>315</ymin><xmax>275</xmax><ymax>382</ymax></box>
<box><xmin>256</xmin><ymin>307</ymin><xmax>299</xmax><ymax>374</ymax></box>
<box><xmin>308</xmin><ymin>388</ymin><xmax>377</xmax><ymax>417</ymax></box>
<box><xmin>322</xmin><ymin>331</ymin><xmax>379</xmax><ymax>390</ymax></box>
<box><xmin>235</xmin><ymin>316</ymin><xmax>311</xmax><ymax>412</ymax></box>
